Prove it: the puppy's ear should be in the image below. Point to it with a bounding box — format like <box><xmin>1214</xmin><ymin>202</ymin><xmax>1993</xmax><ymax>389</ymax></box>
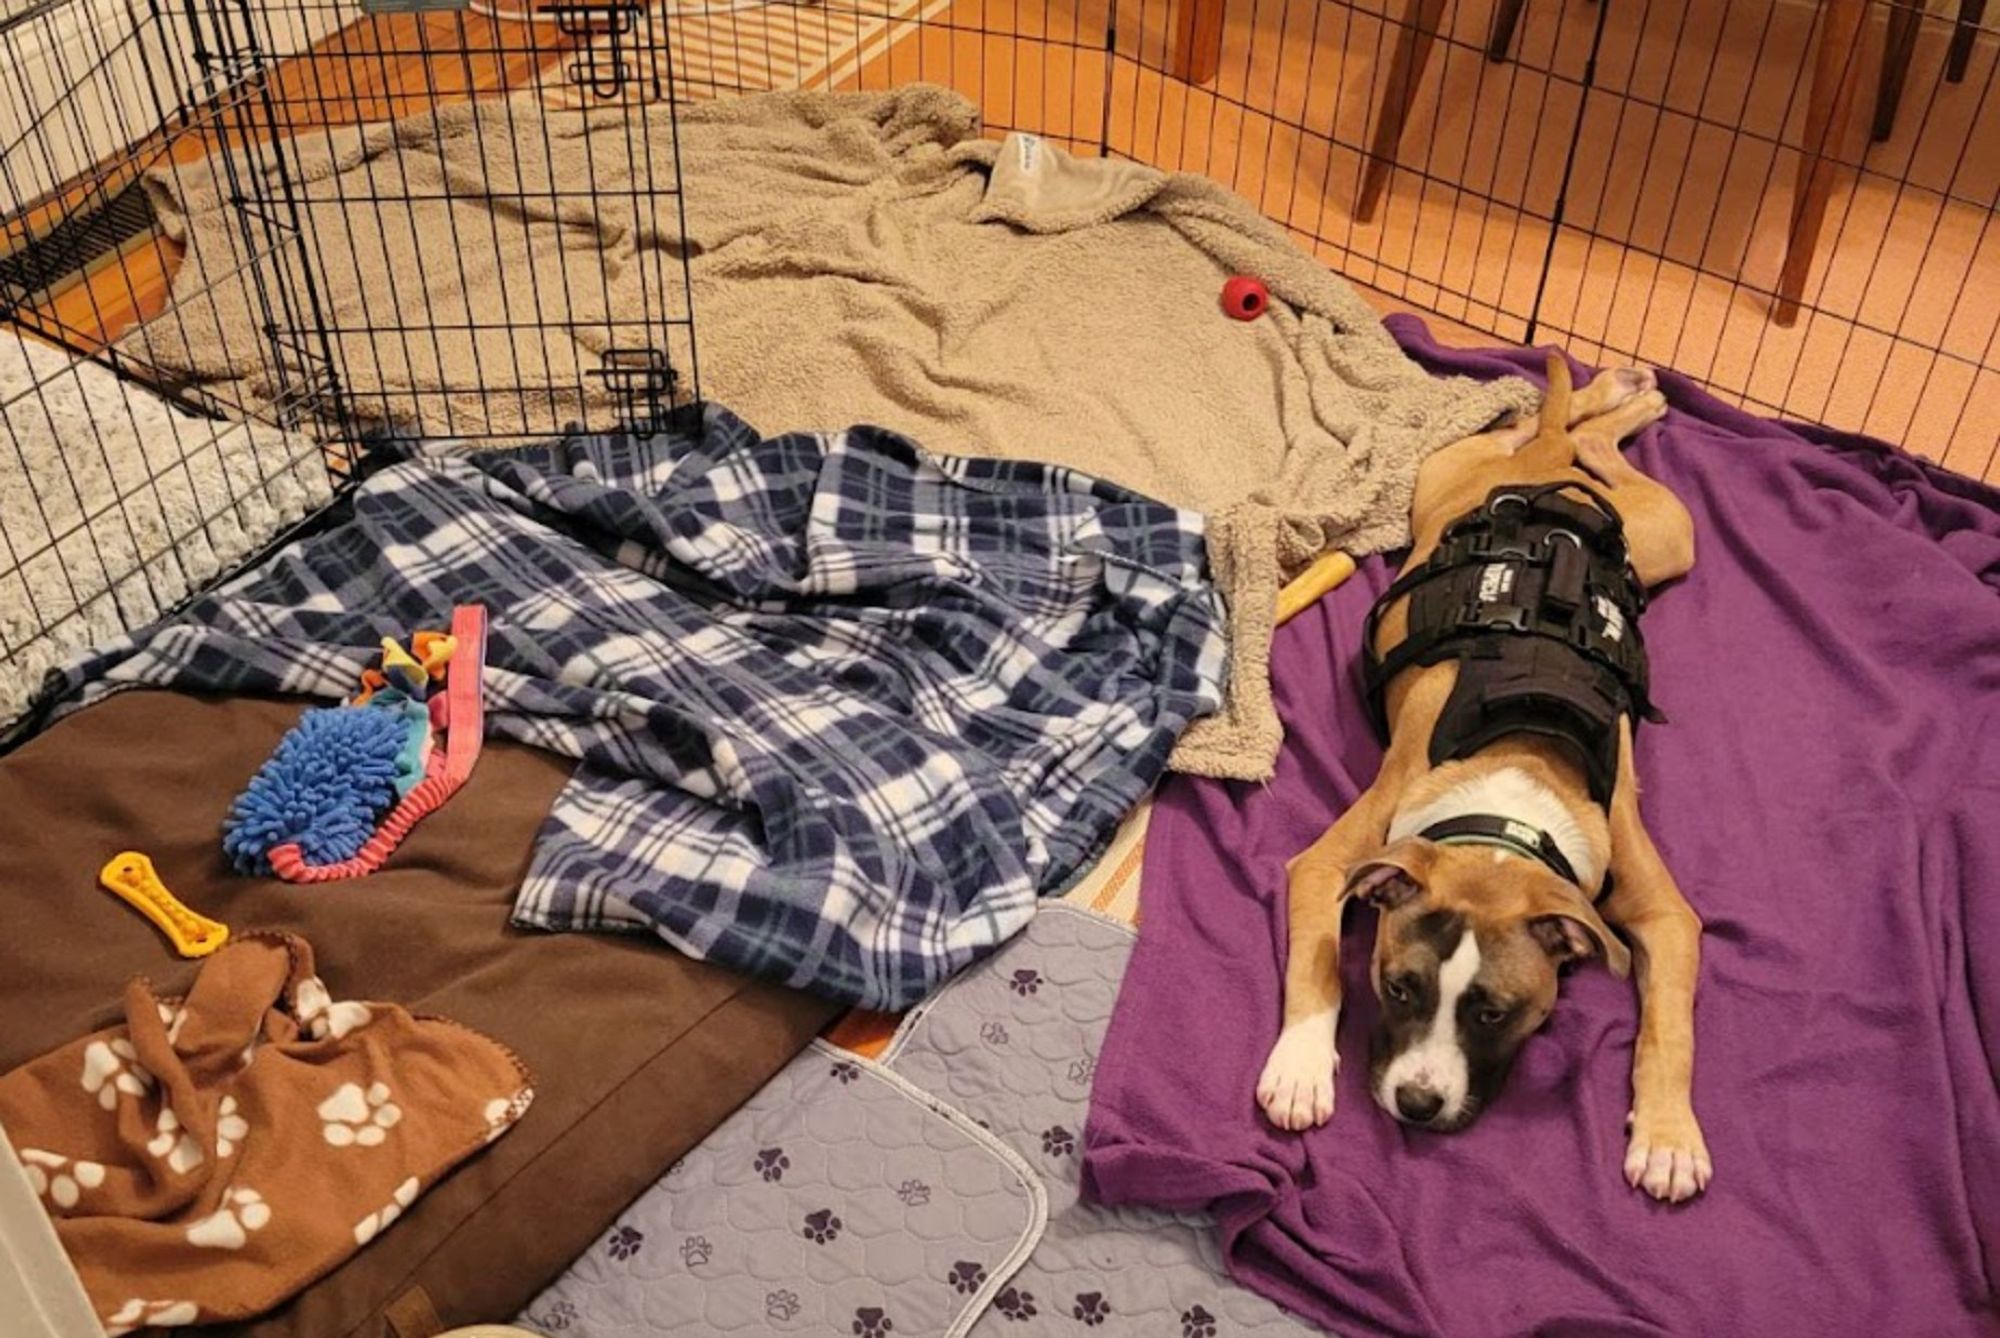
<box><xmin>1343</xmin><ymin>839</ymin><xmax>1435</xmax><ymax>910</ymax></box>
<box><xmin>1528</xmin><ymin>896</ymin><xmax>1633</xmax><ymax>979</ymax></box>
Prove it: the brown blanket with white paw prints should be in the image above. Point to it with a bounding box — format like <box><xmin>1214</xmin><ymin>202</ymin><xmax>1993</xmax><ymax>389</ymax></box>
<box><xmin>0</xmin><ymin>933</ymin><xmax>532</xmax><ymax>1334</ymax></box>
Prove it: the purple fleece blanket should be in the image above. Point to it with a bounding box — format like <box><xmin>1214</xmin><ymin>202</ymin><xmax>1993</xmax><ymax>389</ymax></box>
<box><xmin>1082</xmin><ymin>316</ymin><xmax>2000</xmax><ymax>1338</ymax></box>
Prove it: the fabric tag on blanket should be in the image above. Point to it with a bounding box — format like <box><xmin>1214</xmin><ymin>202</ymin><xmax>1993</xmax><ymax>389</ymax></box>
<box><xmin>0</xmin><ymin>934</ymin><xmax>532</xmax><ymax>1334</ymax></box>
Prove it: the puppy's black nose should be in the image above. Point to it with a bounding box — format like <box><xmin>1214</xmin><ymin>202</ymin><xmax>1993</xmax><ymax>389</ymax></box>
<box><xmin>1395</xmin><ymin>1084</ymin><xmax>1445</xmax><ymax>1123</ymax></box>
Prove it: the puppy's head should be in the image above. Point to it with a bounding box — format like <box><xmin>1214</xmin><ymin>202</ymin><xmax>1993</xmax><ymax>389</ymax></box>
<box><xmin>1347</xmin><ymin>838</ymin><xmax>1630</xmax><ymax>1132</ymax></box>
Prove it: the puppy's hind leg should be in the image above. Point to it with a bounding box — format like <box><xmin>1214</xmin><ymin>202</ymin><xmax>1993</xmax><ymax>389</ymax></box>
<box><xmin>1509</xmin><ymin>353</ymin><xmax>1580</xmax><ymax>474</ymax></box>
<box><xmin>1572</xmin><ymin>387</ymin><xmax>1669</xmax><ymax>474</ymax></box>
<box><xmin>1483</xmin><ymin>362</ymin><xmax>1652</xmax><ymax>460</ymax></box>
<box><xmin>1566</xmin><ymin>366</ymin><xmax>1658</xmax><ymax>424</ymax></box>
<box><xmin>1571</xmin><ymin>394</ymin><xmax>1694</xmax><ymax>588</ymax></box>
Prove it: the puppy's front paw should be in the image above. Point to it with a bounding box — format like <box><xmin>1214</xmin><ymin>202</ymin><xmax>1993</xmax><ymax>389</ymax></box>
<box><xmin>1624</xmin><ymin>1104</ymin><xmax>1712</xmax><ymax>1203</ymax></box>
<box><xmin>1257</xmin><ymin>1021</ymin><xmax>1338</xmax><ymax>1131</ymax></box>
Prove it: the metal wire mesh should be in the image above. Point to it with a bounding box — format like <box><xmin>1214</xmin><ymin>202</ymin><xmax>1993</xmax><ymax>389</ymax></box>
<box><xmin>1</xmin><ymin>0</ymin><xmax>1994</xmax><ymax>736</ymax></box>
<box><xmin>0</xmin><ymin>0</ymin><xmax>352</xmax><ymax>733</ymax></box>
<box><xmin>803</xmin><ymin>0</ymin><xmax>1997</xmax><ymax>474</ymax></box>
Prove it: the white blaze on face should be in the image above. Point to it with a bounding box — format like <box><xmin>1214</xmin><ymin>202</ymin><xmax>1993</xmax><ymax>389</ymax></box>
<box><xmin>1377</xmin><ymin>930</ymin><xmax>1481</xmax><ymax>1122</ymax></box>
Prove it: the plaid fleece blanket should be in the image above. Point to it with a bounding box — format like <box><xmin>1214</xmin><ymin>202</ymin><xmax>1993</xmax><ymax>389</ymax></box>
<box><xmin>48</xmin><ymin>407</ymin><xmax>1227</xmax><ymax>1009</ymax></box>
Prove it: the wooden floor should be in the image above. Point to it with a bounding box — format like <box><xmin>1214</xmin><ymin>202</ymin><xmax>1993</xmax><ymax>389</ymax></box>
<box><xmin>7</xmin><ymin>0</ymin><xmax>1996</xmax><ymax>478</ymax></box>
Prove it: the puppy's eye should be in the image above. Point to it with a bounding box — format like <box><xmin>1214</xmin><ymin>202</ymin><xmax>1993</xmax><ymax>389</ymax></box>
<box><xmin>1384</xmin><ymin>976</ymin><xmax>1415</xmax><ymax>1005</ymax></box>
<box><xmin>1475</xmin><ymin>1006</ymin><xmax>1510</xmax><ymax>1029</ymax></box>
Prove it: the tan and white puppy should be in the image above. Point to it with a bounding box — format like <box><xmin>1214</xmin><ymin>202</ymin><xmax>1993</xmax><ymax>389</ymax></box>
<box><xmin>1256</xmin><ymin>356</ymin><xmax>1712</xmax><ymax>1203</ymax></box>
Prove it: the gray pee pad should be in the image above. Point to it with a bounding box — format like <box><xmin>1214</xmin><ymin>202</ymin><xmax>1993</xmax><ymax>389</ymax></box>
<box><xmin>521</xmin><ymin>906</ymin><xmax>1318</xmax><ymax>1336</ymax></box>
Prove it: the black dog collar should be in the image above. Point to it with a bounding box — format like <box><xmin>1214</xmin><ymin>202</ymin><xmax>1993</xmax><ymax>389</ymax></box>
<box><xmin>1418</xmin><ymin>813</ymin><xmax>1581</xmax><ymax>886</ymax></box>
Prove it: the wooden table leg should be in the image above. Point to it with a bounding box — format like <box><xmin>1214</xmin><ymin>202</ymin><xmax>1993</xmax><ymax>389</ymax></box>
<box><xmin>1355</xmin><ymin>0</ymin><xmax>1448</xmax><ymax>224</ymax></box>
<box><xmin>1948</xmin><ymin>0</ymin><xmax>1986</xmax><ymax>81</ymax></box>
<box><xmin>1776</xmin><ymin>0</ymin><xmax>1868</xmax><ymax>327</ymax></box>
<box><xmin>1487</xmin><ymin>0</ymin><xmax>1527</xmax><ymax>61</ymax></box>
<box><xmin>1872</xmin><ymin>0</ymin><xmax>1923</xmax><ymax>141</ymax></box>
<box><xmin>1172</xmin><ymin>0</ymin><xmax>1227</xmax><ymax>85</ymax></box>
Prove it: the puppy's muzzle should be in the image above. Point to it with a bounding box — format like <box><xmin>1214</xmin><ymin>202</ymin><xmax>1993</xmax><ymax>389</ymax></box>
<box><xmin>1394</xmin><ymin>1083</ymin><xmax>1445</xmax><ymax>1124</ymax></box>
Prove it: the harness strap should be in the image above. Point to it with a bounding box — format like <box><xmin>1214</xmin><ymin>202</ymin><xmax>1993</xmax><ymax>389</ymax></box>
<box><xmin>1361</xmin><ymin>481</ymin><xmax>1655</xmax><ymax>736</ymax></box>
<box><xmin>1418</xmin><ymin>813</ymin><xmax>1581</xmax><ymax>886</ymax></box>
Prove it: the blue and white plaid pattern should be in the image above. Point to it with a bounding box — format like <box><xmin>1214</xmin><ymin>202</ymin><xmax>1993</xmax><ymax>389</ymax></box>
<box><xmin>52</xmin><ymin>406</ymin><xmax>1226</xmax><ymax>1008</ymax></box>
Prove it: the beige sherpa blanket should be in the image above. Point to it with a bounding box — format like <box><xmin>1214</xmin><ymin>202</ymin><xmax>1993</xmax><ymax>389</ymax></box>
<box><xmin>124</xmin><ymin>86</ymin><xmax>1536</xmax><ymax>778</ymax></box>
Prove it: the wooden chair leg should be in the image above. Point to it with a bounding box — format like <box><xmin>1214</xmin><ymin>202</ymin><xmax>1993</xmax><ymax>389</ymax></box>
<box><xmin>1948</xmin><ymin>0</ymin><xmax>1986</xmax><ymax>82</ymax></box>
<box><xmin>1355</xmin><ymin>0</ymin><xmax>1448</xmax><ymax>224</ymax></box>
<box><xmin>1776</xmin><ymin>0</ymin><xmax>1868</xmax><ymax>327</ymax></box>
<box><xmin>1172</xmin><ymin>0</ymin><xmax>1227</xmax><ymax>86</ymax></box>
<box><xmin>1487</xmin><ymin>0</ymin><xmax>1527</xmax><ymax>61</ymax></box>
<box><xmin>1872</xmin><ymin>0</ymin><xmax>1923</xmax><ymax>141</ymax></box>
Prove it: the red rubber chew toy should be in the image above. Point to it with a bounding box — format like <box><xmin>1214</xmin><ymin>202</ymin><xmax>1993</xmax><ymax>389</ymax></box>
<box><xmin>1222</xmin><ymin>275</ymin><xmax>1269</xmax><ymax>320</ymax></box>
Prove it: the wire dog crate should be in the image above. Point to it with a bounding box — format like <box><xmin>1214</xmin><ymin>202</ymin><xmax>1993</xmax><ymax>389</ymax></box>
<box><xmin>1</xmin><ymin>0</ymin><xmax>1995</xmax><ymax>737</ymax></box>
<box><xmin>0</xmin><ymin>0</ymin><xmax>358</xmax><ymax>733</ymax></box>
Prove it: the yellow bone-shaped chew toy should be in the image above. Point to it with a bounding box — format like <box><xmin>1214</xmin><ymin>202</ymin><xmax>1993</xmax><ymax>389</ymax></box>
<box><xmin>99</xmin><ymin>851</ymin><xmax>229</xmax><ymax>958</ymax></box>
<box><xmin>1275</xmin><ymin>551</ymin><xmax>1358</xmax><ymax>626</ymax></box>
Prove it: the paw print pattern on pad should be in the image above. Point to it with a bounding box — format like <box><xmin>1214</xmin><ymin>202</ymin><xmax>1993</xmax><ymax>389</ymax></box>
<box><xmin>766</xmin><ymin>1289</ymin><xmax>802</xmax><ymax>1322</ymax></box>
<box><xmin>1072</xmin><ymin>1291</ymin><xmax>1111</xmax><ymax>1326</ymax></box>
<box><xmin>1040</xmin><ymin>1125</ymin><xmax>1076</xmax><ymax>1157</ymax></box>
<box><xmin>533</xmin><ymin>1300</ymin><xmax>579</xmax><ymax>1331</ymax></box>
<box><xmin>802</xmin><ymin>1208</ymin><xmax>842</xmax><ymax>1243</ymax></box>
<box><xmin>353</xmin><ymin>1176</ymin><xmax>418</xmax><ymax>1245</ymax></box>
<box><xmin>680</xmin><ymin>1234</ymin><xmax>713</xmax><ymax>1268</ymax></box>
<box><xmin>607</xmin><ymin>1224</ymin><xmax>645</xmax><ymax>1260</ymax></box>
<box><xmin>1181</xmin><ymin>1304</ymin><xmax>1217</xmax><ymax>1337</ymax></box>
<box><xmin>852</xmin><ymin>1307</ymin><xmax>894</xmax><ymax>1337</ymax></box>
<box><xmin>81</xmin><ymin>1039</ymin><xmax>153</xmax><ymax>1110</ymax></box>
<box><xmin>894</xmin><ymin>1178</ymin><xmax>930</xmax><ymax>1206</ymax></box>
<box><xmin>946</xmin><ymin>1260</ymin><xmax>987</xmax><ymax>1294</ymax></box>
<box><xmin>319</xmin><ymin>1081</ymin><xmax>402</xmax><ymax>1147</ymax></box>
<box><xmin>830</xmin><ymin>1059</ymin><xmax>860</xmax><ymax>1084</ymax></box>
<box><xmin>994</xmin><ymin>1287</ymin><xmax>1037</xmax><ymax>1321</ymax></box>
<box><xmin>19</xmin><ymin>1149</ymin><xmax>105</xmax><ymax>1211</ymax></box>
<box><xmin>1008</xmin><ymin>969</ymin><xmax>1042</xmax><ymax>996</ymax></box>
<box><xmin>186</xmin><ymin>1187</ymin><xmax>270</xmax><ymax>1250</ymax></box>
<box><xmin>753</xmin><ymin>1147</ymin><xmax>790</xmax><ymax>1182</ymax></box>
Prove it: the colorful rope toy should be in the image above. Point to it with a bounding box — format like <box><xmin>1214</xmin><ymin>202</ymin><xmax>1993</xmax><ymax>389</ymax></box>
<box><xmin>222</xmin><ymin>605</ymin><xmax>488</xmax><ymax>883</ymax></box>
<box><xmin>1222</xmin><ymin>275</ymin><xmax>1270</xmax><ymax>320</ymax></box>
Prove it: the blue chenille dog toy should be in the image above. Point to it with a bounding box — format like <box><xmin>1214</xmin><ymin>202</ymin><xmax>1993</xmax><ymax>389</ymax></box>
<box><xmin>221</xmin><ymin>706</ymin><xmax>409</xmax><ymax>876</ymax></box>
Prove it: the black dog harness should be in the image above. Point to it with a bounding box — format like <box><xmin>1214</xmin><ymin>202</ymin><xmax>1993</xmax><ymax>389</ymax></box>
<box><xmin>1361</xmin><ymin>483</ymin><xmax>1658</xmax><ymax>810</ymax></box>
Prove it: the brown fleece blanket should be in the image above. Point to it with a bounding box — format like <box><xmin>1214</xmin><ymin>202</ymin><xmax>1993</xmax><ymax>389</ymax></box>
<box><xmin>0</xmin><ymin>933</ymin><xmax>532</xmax><ymax>1335</ymax></box>
<box><xmin>0</xmin><ymin>692</ymin><xmax>839</xmax><ymax>1337</ymax></box>
<box><xmin>124</xmin><ymin>86</ymin><xmax>1536</xmax><ymax>780</ymax></box>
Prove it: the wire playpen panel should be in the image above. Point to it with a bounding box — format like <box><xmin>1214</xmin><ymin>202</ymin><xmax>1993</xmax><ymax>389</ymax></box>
<box><xmin>0</xmin><ymin>0</ymin><xmax>359</xmax><ymax>732</ymax></box>
<box><xmin>132</xmin><ymin>0</ymin><xmax>703</xmax><ymax>441</ymax></box>
<box><xmin>0</xmin><ymin>0</ymin><xmax>1995</xmax><ymax>739</ymax></box>
<box><xmin>822</xmin><ymin>0</ymin><xmax>1997</xmax><ymax>471</ymax></box>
